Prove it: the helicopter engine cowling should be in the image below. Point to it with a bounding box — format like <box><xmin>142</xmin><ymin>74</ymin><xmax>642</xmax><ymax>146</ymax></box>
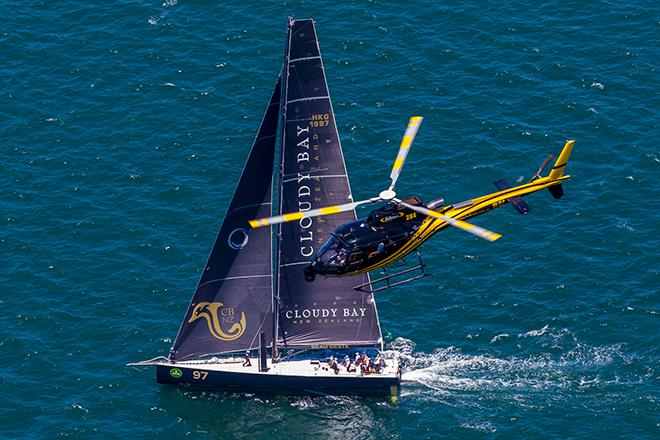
<box><xmin>427</xmin><ymin>198</ymin><xmax>445</xmax><ymax>210</ymax></box>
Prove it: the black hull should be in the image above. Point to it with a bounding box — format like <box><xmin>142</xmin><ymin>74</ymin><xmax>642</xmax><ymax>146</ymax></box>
<box><xmin>156</xmin><ymin>364</ymin><xmax>400</xmax><ymax>396</ymax></box>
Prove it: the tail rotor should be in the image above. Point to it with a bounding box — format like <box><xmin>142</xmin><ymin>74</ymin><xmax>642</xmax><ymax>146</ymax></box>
<box><xmin>530</xmin><ymin>154</ymin><xmax>554</xmax><ymax>182</ymax></box>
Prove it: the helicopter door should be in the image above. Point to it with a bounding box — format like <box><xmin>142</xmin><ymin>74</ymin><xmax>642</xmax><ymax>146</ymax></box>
<box><xmin>347</xmin><ymin>251</ymin><xmax>365</xmax><ymax>270</ymax></box>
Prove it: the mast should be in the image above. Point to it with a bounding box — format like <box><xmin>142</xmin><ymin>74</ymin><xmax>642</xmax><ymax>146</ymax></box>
<box><xmin>272</xmin><ymin>17</ymin><xmax>294</xmax><ymax>360</ymax></box>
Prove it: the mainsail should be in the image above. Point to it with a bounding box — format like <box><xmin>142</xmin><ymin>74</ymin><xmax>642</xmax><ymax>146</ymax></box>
<box><xmin>169</xmin><ymin>78</ymin><xmax>281</xmax><ymax>361</ymax></box>
<box><xmin>276</xmin><ymin>19</ymin><xmax>382</xmax><ymax>348</ymax></box>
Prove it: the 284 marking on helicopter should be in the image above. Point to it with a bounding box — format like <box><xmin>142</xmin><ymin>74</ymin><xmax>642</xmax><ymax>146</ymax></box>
<box><xmin>250</xmin><ymin>117</ymin><xmax>575</xmax><ymax>286</ymax></box>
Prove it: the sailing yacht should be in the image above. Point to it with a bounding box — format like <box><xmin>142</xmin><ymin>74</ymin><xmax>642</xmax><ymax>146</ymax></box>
<box><xmin>130</xmin><ymin>18</ymin><xmax>401</xmax><ymax>398</ymax></box>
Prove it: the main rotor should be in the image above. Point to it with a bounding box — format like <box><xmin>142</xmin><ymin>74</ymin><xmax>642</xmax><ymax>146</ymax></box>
<box><xmin>249</xmin><ymin>116</ymin><xmax>501</xmax><ymax>242</ymax></box>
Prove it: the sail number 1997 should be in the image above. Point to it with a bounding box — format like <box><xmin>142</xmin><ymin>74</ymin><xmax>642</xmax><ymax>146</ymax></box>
<box><xmin>310</xmin><ymin>113</ymin><xmax>329</xmax><ymax>127</ymax></box>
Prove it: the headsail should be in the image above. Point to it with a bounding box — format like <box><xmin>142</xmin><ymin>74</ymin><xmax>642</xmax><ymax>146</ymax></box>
<box><xmin>276</xmin><ymin>19</ymin><xmax>382</xmax><ymax>349</ymax></box>
<box><xmin>169</xmin><ymin>78</ymin><xmax>281</xmax><ymax>361</ymax></box>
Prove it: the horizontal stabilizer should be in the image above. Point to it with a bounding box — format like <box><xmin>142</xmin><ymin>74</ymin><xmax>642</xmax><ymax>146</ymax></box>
<box><xmin>492</xmin><ymin>179</ymin><xmax>531</xmax><ymax>214</ymax></box>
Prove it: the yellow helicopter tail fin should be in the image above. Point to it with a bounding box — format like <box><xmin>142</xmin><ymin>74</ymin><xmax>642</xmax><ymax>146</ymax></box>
<box><xmin>545</xmin><ymin>139</ymin><xmax>575</xmax><ymax>199</ymax></box>
<box><xmin>548</xmin><ymin>140</ymin><xmax>575</xmax><ymax>180</ymax></box>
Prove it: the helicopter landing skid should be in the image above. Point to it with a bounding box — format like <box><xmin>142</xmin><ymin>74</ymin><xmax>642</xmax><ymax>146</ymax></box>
<box><xmin>353</xmin><ymin>250</ymin><xmax>431</xmax><ymax>293</ymax></box>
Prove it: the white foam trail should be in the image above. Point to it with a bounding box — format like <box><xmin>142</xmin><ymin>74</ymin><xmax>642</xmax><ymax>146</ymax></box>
<box><xmin>520</xmin><ymin>324</ymin><xmax>549</xmax><ymax>338</ymax></box>
<box><xmin>490</xmin><ymin>333</ymin><xmax>510</xmax><ymax>343</ymax></box>
<box><xmin>386</xmin><ymin>332</ymin><xmax>632</xmax><ymax>399</ymax></box>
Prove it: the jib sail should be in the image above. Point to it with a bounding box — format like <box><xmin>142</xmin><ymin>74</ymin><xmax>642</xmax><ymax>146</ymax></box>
<box><xmin>169</xmin><ymin>78</ymin><xmax>281</xmax><ymax>361</ymax></box>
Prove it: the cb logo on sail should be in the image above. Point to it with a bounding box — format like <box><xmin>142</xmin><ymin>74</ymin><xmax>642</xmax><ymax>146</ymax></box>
<box><xmin>189</xmin><ymin>302</ymin><xmax>246</xmax><ymax>341</ymax></box>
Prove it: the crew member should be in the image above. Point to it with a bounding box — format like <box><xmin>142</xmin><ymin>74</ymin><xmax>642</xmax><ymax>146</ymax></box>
<box><xmin>343</xmin><ymin>355</ymin><xmax>352</xmax><ymax>372</ymax></box>
<box><xmin>369</xmin><ymin>242</ymin><xmax>385</xmax><ymax>259</ymax></box>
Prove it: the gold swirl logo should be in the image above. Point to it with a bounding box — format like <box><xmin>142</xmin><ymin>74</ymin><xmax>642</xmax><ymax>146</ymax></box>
<box><xmin>188</xmin><ymin>302</ymin><xmax>246</xmax><ymax>341</ymax></box>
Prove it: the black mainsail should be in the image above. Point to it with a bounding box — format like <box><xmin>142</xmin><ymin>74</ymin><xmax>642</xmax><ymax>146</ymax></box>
<box><xmin>169</xmin><ymin>78</ymin><xmax>281</xmax><ymax>361</ymax></box>
<box><xmin>275</xmin><ymin>19</ymin><xmax>382</xmax><ymax>349</ymax></box>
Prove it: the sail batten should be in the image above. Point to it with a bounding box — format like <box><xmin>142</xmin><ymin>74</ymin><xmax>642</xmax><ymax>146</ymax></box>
<box><xmin>275</xmin><ymin>19</ymin><xmax>382</xmax><ymax>349</ymax></box>
<box><xmin>169</xmin><ymin>77</ymin><xmax>282</xmax><ymax>361</ymax></box>
<box><xmin>287</xmin><ymin>96</ymin><xmax>330</xmax><ymax>104</ymax></box>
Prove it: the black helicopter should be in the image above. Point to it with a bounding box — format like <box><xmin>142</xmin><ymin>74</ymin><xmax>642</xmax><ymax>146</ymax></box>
<box><xmin>250</xmin><ymin>116</ymin><xmax>574</xmax><ymax>284</ymax></box>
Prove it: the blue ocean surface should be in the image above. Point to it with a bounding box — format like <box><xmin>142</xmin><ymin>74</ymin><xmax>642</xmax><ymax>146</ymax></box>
<box><xmin>2</xmin><ymin>1</ymin><xmax>658</xmax><ymax>438</ymax></box>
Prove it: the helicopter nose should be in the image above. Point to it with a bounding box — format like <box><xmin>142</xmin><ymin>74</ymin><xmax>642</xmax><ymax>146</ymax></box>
<box><xmin>311</xmin><ymin>256</ymin><xmax>326</xmax><ymax>272</ymax></box>
<box><xmin>309</xmin><ymin>254</ymin><xmax>329</xmax><ymax>273</ymax></box>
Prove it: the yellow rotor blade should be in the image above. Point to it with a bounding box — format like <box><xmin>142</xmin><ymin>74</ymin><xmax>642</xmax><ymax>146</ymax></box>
<box><xmin>439</xmin><ymin>216</ymin><xmax>502</xmax><ymax>242</ymax></box>
<box><xmin>249</xmin><ymin>198</ymin><xmax>380</xmax><ymax>228</ymax></box>
<box><xmin>398</xmin><ymin>201</ymin><xmax>502</xmax><ymax>242</ymax></box>
<box><xmin>389</xmin><ymin>116</ymin><xmax>423</xmax><ymax>190</ymax></box>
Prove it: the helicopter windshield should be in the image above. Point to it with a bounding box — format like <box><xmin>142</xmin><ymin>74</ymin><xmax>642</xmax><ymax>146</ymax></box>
<box><xmin>316</xmin><ymin>235</ymin><xmax>350</xmax><ymax>267</ymax></box>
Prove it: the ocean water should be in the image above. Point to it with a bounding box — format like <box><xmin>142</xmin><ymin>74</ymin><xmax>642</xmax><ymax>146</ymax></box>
<box><xmin>2</xmin><ymin>1</ymin><xmax>658</xmax><ymax>438</ymax></box>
